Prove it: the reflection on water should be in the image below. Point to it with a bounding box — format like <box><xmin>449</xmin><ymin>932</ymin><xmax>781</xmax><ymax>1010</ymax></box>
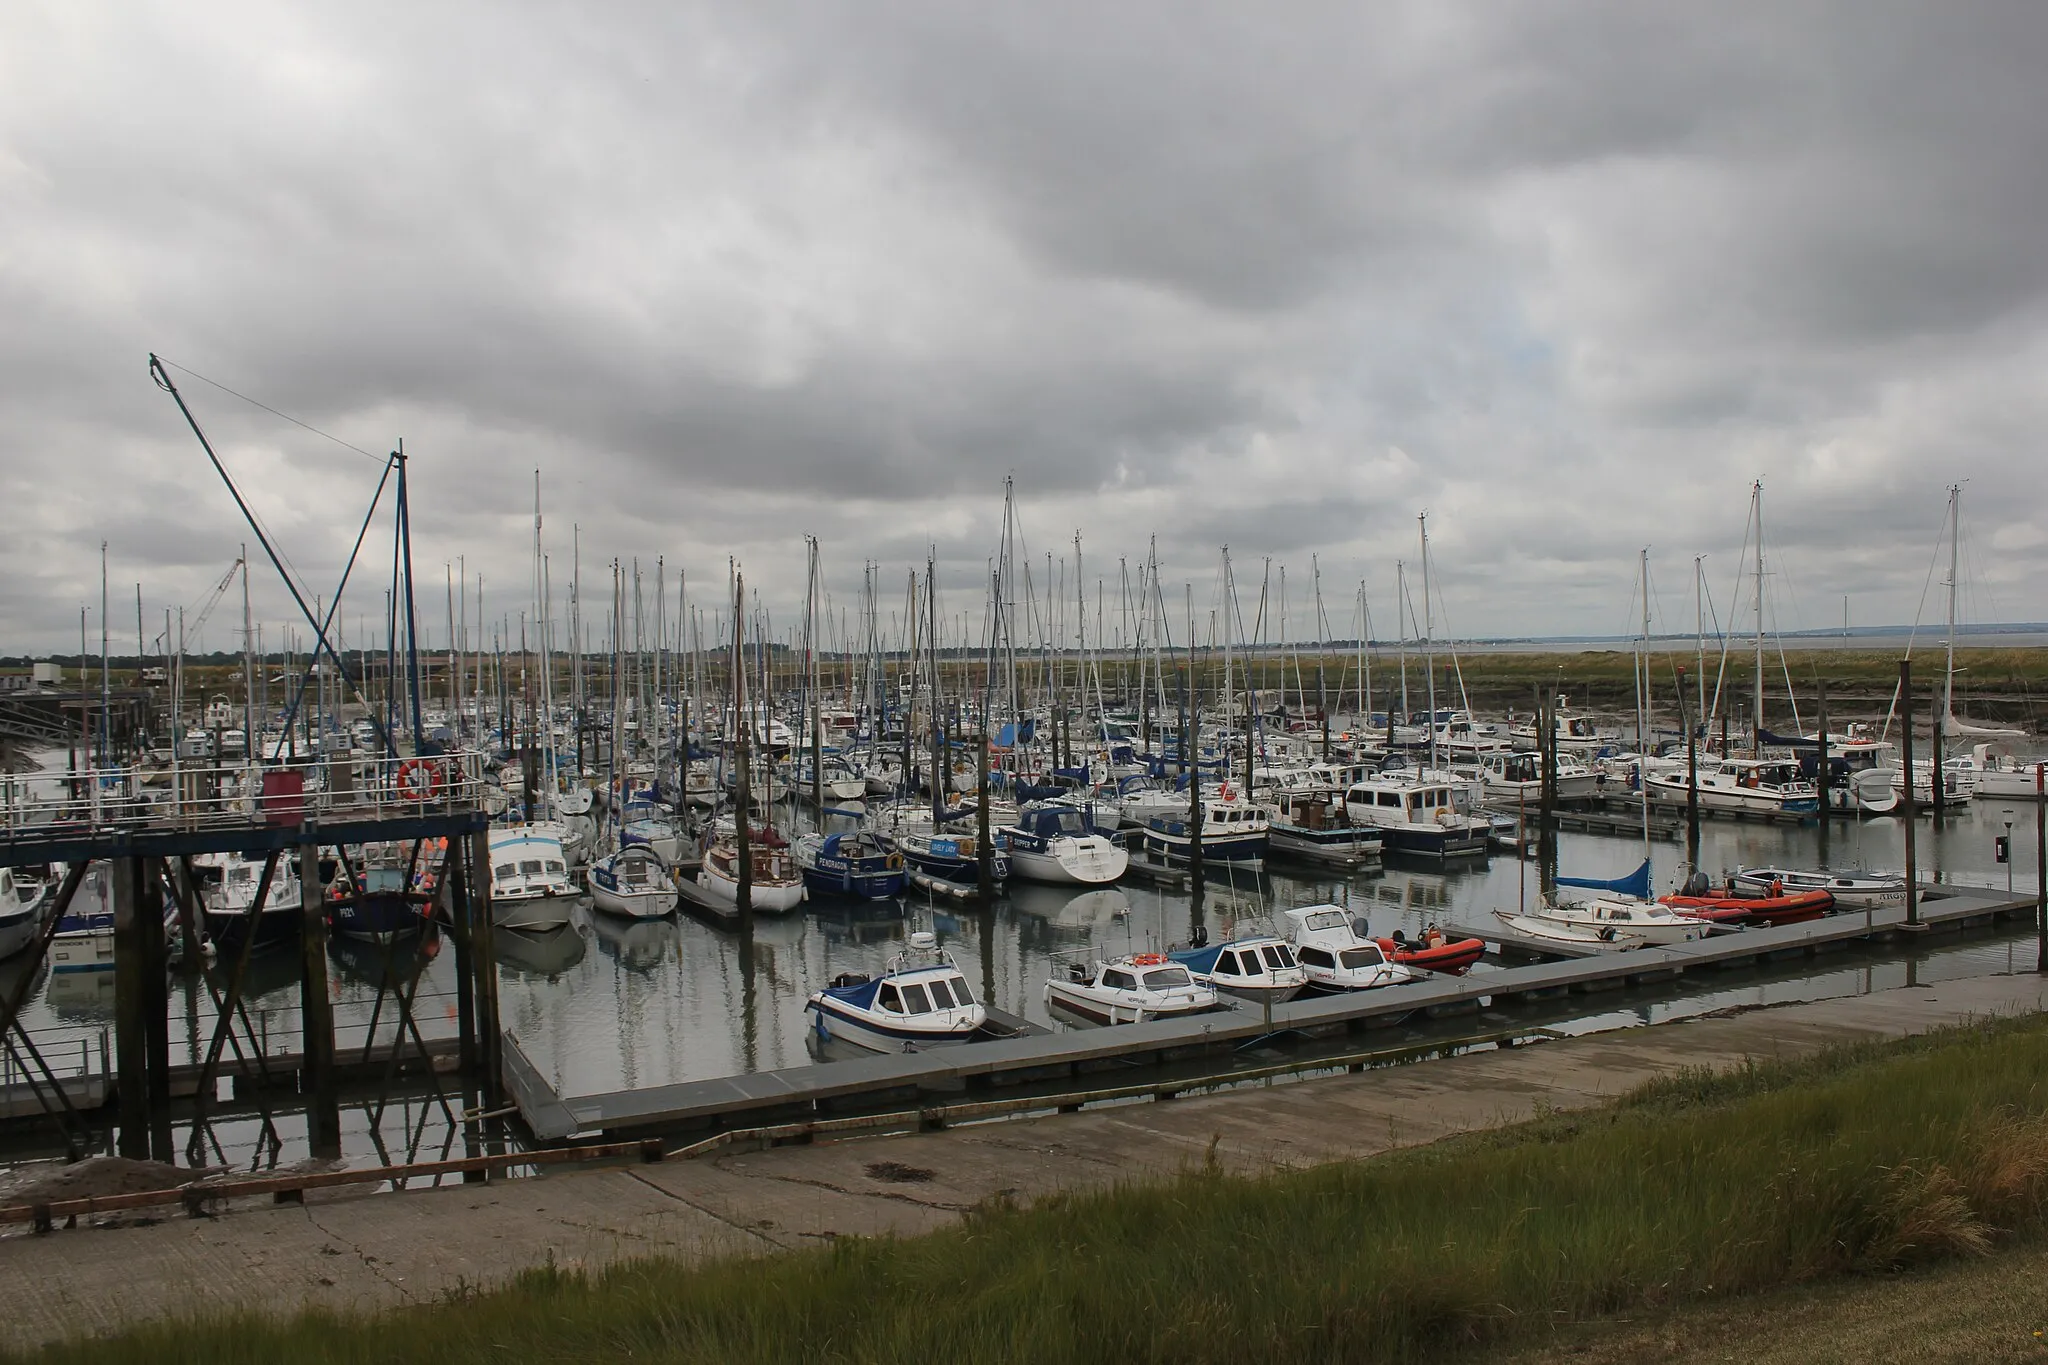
<box><xmin>0</xmin><ymin>799</ymin><xmax>2038</xmax><ymax>1104</ymax></box>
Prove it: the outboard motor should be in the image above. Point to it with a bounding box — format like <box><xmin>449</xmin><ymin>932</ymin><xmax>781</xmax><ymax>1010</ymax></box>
<box><xmin>1681</xmin><ymin>870</ymin><xmax>1711</xmax><ymax>897</ymax></box>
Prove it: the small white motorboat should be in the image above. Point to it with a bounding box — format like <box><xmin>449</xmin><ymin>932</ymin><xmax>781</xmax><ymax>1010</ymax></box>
<box><xmin>805</xmin><ymin>932</ymin><xmax>985</xmax><ymax>1051</ymax></box>
<box><xmin>1044</xmin><ymin>952</ymin><xmax>1219</xmax><ymax>1025</ymax></box>
<box><xmin>1281</xmin><ymin>905</ymin><xmax>1417</xmax><ymax>992</ymax></box>
<box><xmin>1517</xmin><ymin>894</ymin><xmax>1709</xmax><ymax>946</ymax></box>
<box><xmin>487</xmin><ymin>824</ymin><xmax>579</xmax><ymax>931</ymax></box>
<box><xmin>586</xmin><ymin>844</ymin><xmax>676</xmax><ymax>920</ymax></box>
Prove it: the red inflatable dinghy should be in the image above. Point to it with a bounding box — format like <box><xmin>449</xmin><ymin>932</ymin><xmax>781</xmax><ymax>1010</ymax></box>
<box><xmin>1376</xmin><ymin>927</ymin><xmax>1485</xmax><ymax>974</ymax></box>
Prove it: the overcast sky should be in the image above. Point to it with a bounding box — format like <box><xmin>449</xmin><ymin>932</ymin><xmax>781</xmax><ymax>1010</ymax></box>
<box><xmin>4</xmin><ymin>2</ymin><xmax>2044</xmax><ymax>657</ymax></box>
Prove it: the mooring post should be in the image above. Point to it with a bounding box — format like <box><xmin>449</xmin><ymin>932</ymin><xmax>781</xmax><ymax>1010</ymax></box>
<box><xmin>450</xmin><ymin>850</ymin><xmax>477</xmax><ymax>1076</ymax></box>
<box><xmin>112</xmin><ymin>857</ymin><xmax>151</xmax><ymax>1159</ymax></box>
<box><xmin>1815</xmin><ymin>678</ymin><xmax>1831</xmax><ymax>866</ymax></box>
<box><xmin>1900</xmin><ymin>659</ymin><xmax>1921</xmax><ymax>930</ymax></box>
<box><xmin>139</xmin><ymin>858</ymin><xmax>172</xmax><ymax>1161</ymax></box>
<box><xmin>298</xmin><ymin>840</ymin><xmax>341</xmax><ymax>1157</ymax></box>
<box><xmin>2035</xmin><ymin>764</ymin><xmax>2045</xmax><ymax>973</ymax></box>
<box><xmin>977</xmin><ymin>728</ymin><xmax>993</xmax><ymax>903</ymax></box>
<box><xmin>470</xmin><ymin>827</ymin><xmax>504</xmax><ymax>1106</ymax></box>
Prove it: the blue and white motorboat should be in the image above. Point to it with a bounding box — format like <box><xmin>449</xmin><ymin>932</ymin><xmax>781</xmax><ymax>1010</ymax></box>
<box><xmin>999</xmin><ymin>805</ymin><xmax>1129</xmax><ymax>886</ymax></box>
<box><xmin>1043</xmin><ymin>952</ymin><xmax>1218</xmax><ymax>1025</ymax></box>
<box><xmin>0</xmin><ymin>867</ymin><xmax>43</xmax><ymax>962</ymax></box>
<box><xmin>587</xmin><ymin>843</ymin><xmax>676</xmax><ymax>920</ymax></box>
<box><xmin>793</xmin><ymin>831</ymin><xmax>907</xmax><ymax>901</ymax></box>
<box><xmin>891</xmin><ymin>829</ymin><xmax>1010</xmax><ymax>889</ymax></box>
<box><xmin>1138</xmin><ymin>800</ymin><xmax>1270</xmax><ymax>865</ymax></box>
<box><xmin>1167</xmin><ymin>934</ymin><xmax>1307</xmax><ymax>1003</ymax></box>
<box><xmin>1264</xmin><ymin>789</ymin><xmax>1385</xmax><ymax>866</ymax></box>
<box><xmin>1281</xmin><ymin>905</ymin><xmax>1417</xmax><ymax>992</ymax></box>
<box><xmin>804</xmin><ymin>932</ymin><xmax>986</xmax><ymax>1052</ymax></box>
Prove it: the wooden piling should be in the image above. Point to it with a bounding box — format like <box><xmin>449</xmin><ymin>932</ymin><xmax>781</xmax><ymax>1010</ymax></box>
<box><xmin>112</xmin><ymin>857</ymin><xmax>150</xmax><ymax>1158</ymax></box>
<box><xmin>298</xmin><ymin>840</ymin><xmax>341</xmax><ymax>1157</ymax></box>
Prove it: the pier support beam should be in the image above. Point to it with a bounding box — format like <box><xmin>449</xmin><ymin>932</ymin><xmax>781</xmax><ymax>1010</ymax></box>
<box><xmin>298</xmin><ymin>840</ymin><xmax>341</xmax><ymax>1158</ymax></box>
<box><xmin>113</xmin><ymin>856</ymin><xmax>170</xmax><ymax>1160</ymax></box>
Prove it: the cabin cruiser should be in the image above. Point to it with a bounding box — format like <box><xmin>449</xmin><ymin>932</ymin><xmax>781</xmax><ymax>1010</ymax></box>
<box><xmin>1342</xmin><ymin>774</ymin><xmax>1491</xmax><ymax>859</ymax></box>
<box><xmin>1044</xmin><ymin>952</ymin><xmax>1218</xmax><ymax>1025</ymax></box>
<box><xmin>999</xmin><ymin>804</ymin><xmax>1129</xmax><ymax>885</ymax></box>
<box><xmin>1281</xmin><ymin>905</ymin><xmax>1416</xmax><ymax>992</ymax></box>
<box><xmin>805</xmin><ymin>932</ymin><xmax>985</xmax><ymax>1051</ymax></box>
<box><xmin>1644</xmin><ymin>758</ymin><xmax>1818</xmax><ymax>816</ymax></box>
<box><xmin>1469</xmin><ymin>751</ymin><xmax>1602</xmax><ymax>803</ymax></box>
<box><xmin>1167</xmin><ymin>934</ymin><xmax>1307</xmax><ymax>1003</ymax></box>
<box><xmin>0</xmin><ymin>867</ymin><xmax>42</xmax><ymax>961</ymax></box>
<box><xmin>586</xmin><ymin>844</ymin><xmax>676</xmax><ymax>919</ymax></box>
<box><xmin>793</xmin><ymin>831</ymin><xmax>907</xmax><ymax>901</ymax></box>
<box><xmin>1265</xmin><ymin>788</ymin><xmax>1384</xmax><ymax>866</ymax></box>
<box><xmin>202</xmin><ymin>853</ymin><xmax>303</xmax><ymax>953</ymax></box>
<box><xmin>486</xmin><ymin>824</ymin><xmax>578</xmax><ymax>931</ymax></box>
<box><xmin>1139</xmin><ymin>800</ymin><xmax>1270</xmax><ymax>866</ymax></box>
<box><xmin>1512</xmin><ymin>894</ymin><xmax>1709</xmax><ymax>946</ymax></box>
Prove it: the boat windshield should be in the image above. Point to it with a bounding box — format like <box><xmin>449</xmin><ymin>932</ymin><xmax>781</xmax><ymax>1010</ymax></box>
<box><xmin>1301</xmin><ymin>910</ymin><xmax>1345</xmax><ymax>932</ymax></box>
<box><xmin>1141</xmin><ymin>968</ymin><xmax>1192</xmax><ymax>989</ymax></box>
<box><xmin>1337</xmin><ymin>946</ymin><xmax>1385</xmax><ymax>969</ymax></box>
<box><xmin>1260</xmin><ymin>944</ymin><xmax>1298</xmax><ymax>970</ymax></box>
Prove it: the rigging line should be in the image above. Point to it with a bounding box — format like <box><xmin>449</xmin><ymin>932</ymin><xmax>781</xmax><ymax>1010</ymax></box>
<box><xmin>155</xmin><ymin>357</ymin><xmax>385</xmax><ymax>464</ymax></box>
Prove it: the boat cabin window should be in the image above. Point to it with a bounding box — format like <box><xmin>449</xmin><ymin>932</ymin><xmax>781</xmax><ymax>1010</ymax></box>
<box><xmin>1215</xmin><ymin>952</ymin><xmax>1241</xmax><ymax>975</ymax></box>
<box><xmin>494</xmin><ymin>865</ymin><xmax>516</xmax><ymax>882</ymax></box>
<box><xmin>946</xmin><ymin>975</ymin><xmax>975</xmax><ymax>1004</ymax></box>
<box><xmin>925</xmin><ymin>979</ymin><xmax>954</xmax><ymax>1010</ymax></box>
<box><xmin>1261</xmin><ymin>944</ymin><xmax>1297</xmax><ymax>970</ymax></box>
<box><xmin>545</xmin><ymin>861</ymin><xmax>566</xmax><ymax>876</ymax></box>
<box><xmin>520</xmin><ymin>860</ymin><xmax>543</xmax><ymax>876</ymax></box>
<box><xmin>1103</xmin><ymin>968</ymin><xmax>1137</xmax><ymax>990</ymax></box>
<box><xmin>1141</xmin><ymin>968</ymin><xmax>1190</xmax><ymax>989</ymax></box>
<box><xmin>1302</xmin><ymin>910</ymin><xmax>1345</xmax><ymax>932</ymax></box>
<box><xmin>1297</xmin><ymin>946</ymin><xmax>1336</xmax><ymax>969</ymax></box>
<box><xmin>1338</xmin><ymin>946</ymin><xmax>1385</xmax><ymax>969</ymax></box>
<box><xmin>1378</xmin><ymin>792</ymin><xmax>1400</xmax><ymax>808</ymax></box>
<box><xmin>877</xmin><ymin>984</ymin><xmax>903</xmax><ymax>1013</ymax></box>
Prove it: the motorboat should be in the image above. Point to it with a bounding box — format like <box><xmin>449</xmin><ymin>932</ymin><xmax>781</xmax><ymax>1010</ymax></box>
<box><xmin>1044</xmin><ymin>952</ymin><xmax>1219</xmax><ymax>1025</ymax></box>
<box><xmin>1492</xmin><ymin>909</ymin><xmax>1661</xmax><ymax>951</ymax></box>
<box><xmin>1658</xmin><ymin>877</ymin><xmax>1831</xmax><ymax>926</ymax></box>
<box><xmin>1471</xmin><ymin>751</ymin><xmax>1602</xmax><ymax>803</ymax></box>
<box><xmin>586</xmin><ymin>844</ymin><xmax>676</xmax><ymax>920</ymax></box>
<box><xmin>1734</xmin><ymin>866</ymin><xmax>1904</xmax><ymax>911</ymax></box>
<box><xmin>1167</xmin><ymin>934</ymin><xmax>1307</xmax><ymax>1003</ymax></box>
<box><xmin>1138</xmin><ymin>800</ymin><xmax>1270</xmax><ymax>865</ymax></box>
<box><xmin>1645</xmin><ymin>758</ymin><xmax>1818</xmax><ymax>816</ymax></box>
<box><xmin>1961</xmin><ymin>744</ymin><xmax>2048</xmax><ymax>800</ymax></box>
<box><xmin>999</xmin><ymin>804</ymin><xmax>1129</xmax><ymax>885</ymax></box>
<box><xmin>1281</xmin><ymin>906</ymin><xmax>1416</xmax><ymax>992</ymax></box>
<box><xmin>697</xmin><ymin>832</ymin><xmax>807</xmax><ymax>913</ymax></box>
<box><xmin>331</xmin><ymin>841</ymin><xmax>438</xmax><ymax>942</ymax></box>
<box><xmin>0</xmin><ymin>867</ymin><xmax>43</xmax><ymax>961</ymax></box>
<box><xmin>805</xmin><ymin>931</ymin><xmax>985</xmax><ymax>1051</ymax></box>
<box><xmin>1377</xmin><ymin>924</ymin><xmax>1486</xmax><ymax>974</ymax></box>
<box><xmin>1264</xmin><ymin>790</ymin><xmax>1385</xmax><ymax>866</ymax></box>
<box><xmin>486</xmin><ymin>824</ymin><xmax>578</xmax><ymax>931</ymax></box>
<box><xmin>202</xmin><ymin>853</ymin><xmax>303</xmax><ymax>954</ymax></box>
<box><xmin>793</xmin><ymin>831</ymin><xmax>907</xmax><ymax>901</ymax></box>
<box><xmin>1341</xmin><ymin>774</ymin><xmax>1491</xmax><ymax>859</ymax></box>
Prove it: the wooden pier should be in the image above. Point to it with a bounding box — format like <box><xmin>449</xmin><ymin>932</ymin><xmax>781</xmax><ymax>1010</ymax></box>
<box><xmin>501</xmin><ymin>882</ymin><xmax>2038</xmax><ymax>1144</ymax></box>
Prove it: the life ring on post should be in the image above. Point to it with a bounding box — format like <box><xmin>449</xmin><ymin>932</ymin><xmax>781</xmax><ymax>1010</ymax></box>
<box><xmin>395</xmin><ymin>758</ymin><xmax>442</xmax><ymax>802</ymax></box>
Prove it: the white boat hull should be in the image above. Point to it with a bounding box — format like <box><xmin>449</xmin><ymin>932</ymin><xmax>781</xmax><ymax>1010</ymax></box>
<box><xmin>697</xmin><ymin>863</ymin><xmax>806</xmax><ymax>913</ymax></box>
<box><xmin>1008</xmin><ymin>840</ymin><xmax>1128</xmax><ymax>886</ymax></box>
<box><xmin>492</xmin><ymin>893</ymin><xmax>576</xmax><ymax>932</ymax></box>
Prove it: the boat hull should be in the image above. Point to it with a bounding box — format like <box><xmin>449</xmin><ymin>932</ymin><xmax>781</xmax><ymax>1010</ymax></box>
<box><xmin>804</xmin><ymin>996</ymin><xmax>979</xmax><ymax>1051</ymax></box>
<box><xmin>1043</xmin><ymin>979</ymin><xmax>1216</xmax><ymax>1024</ymax></box>
<box><xmin>492</xmin><ymin>893</ymin><xmax>577</xmax><ymax>932</ymax></box>
<box><xmin>1006</xmin><ymin>843</ymin><xmax>1128</xmax><ymax>885</ymax></box>
<box><xmin>331</xmin><ymin>893</ymin><xmax>429</xmax><ymax>943</ymax></box>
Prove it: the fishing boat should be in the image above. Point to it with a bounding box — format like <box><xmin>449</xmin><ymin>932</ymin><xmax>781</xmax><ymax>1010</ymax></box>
<box><xmin>1341</xmin><ymin>774</ymin><xmax>1491</xmax><ymax>859</ymax></box>
<box><xmin>697</xmin><ymin>832</ymin><xmax>807</xmax><ymax>912</ymax></box>
<box><xmin>1644</xmin><ymin>758</ymin><xmax>1818</xmax><ymax>816</ymax></box>
<box><xmin>793</xmin><ymin>831</ymin><xmax>907</xmax><ymax>901</ymax></box>
<box><xmin>999</xmin><ymin>805</ymin><xmax>1129</xmax><ymax>885</ymax></box>
<box><xmin>1167</xmin><ymin>934</ymin><xmax>1307</xmax><ymax>1003</ymax></box>
<box><xmin>586</xmin><ymin>844</ymin><xmax>676</xmax><ymax>919</ymax></box>
<box><xmin>1734</xmin><ymin>866</ymin><xmax>1905</xmax><ymax>911</ymax></box>
<box><xmin>1281</xmin><ymin>905</ymin><xmax>1416</xmax><ymax>992</ymax></box>
<box><xmin>891</xmin><ymin>828</ymin><xmax>1010</xmax><ymax>889</ymax></box>
<box><xmin>330</xmin><ymin>841</ymin><xmax>437</xmax><ymax>942</ymax></box>
<box><xmin>486</xmin><ymin>824</ymin><xmax>578</xmax><ymax>932</ymax></box>
<box><xmin>1264</xmin><ymin>789</ymin><xmax>1385</xmax><ymax>866</ymax></box>
<box><xmin>1377</xmin><ymin>924</ymin><xmax>1486</xmax><ymax>974</ymax></box>
<box><xmin>202</xmin><ymin>853</ymin><xmax>303</xmax><ymax>953</ymax></box>
<box><xmin>1044</xmin><ymin>952</ymin><xmax>1218</xmax><ymax>1024</ymax></box>
<box><xmin>804</xmin><ymin>931</ymin><xmax>985</xmax><ymax>1051</ymax></box>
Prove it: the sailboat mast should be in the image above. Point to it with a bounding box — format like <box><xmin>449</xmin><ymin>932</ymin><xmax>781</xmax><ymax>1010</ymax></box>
<box><xmin>1752</xmin><ymin>480</ymin><xmax>1765</xmax><ymax>755</ymax></box>
<box><xmin>1944</xmin><ymin>484</ymin><xmax>1960</xmax><ymax>726</ymax></box>
<box><xmin>1420</xmin><ymin>513</ymin><xmax>1437</xmax><ymax>773</ymax></box>
<box><xmin>1638</xmin><ymin>546</ymin><xmax>1652</xmax><ymax>868</ymax></box>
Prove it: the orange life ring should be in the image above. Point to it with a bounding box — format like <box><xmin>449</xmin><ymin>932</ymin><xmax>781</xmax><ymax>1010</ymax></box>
<box><xmin>396</xmin><ymin>758</ymin><xmax>442</xmax><ymax>802</ymax></box>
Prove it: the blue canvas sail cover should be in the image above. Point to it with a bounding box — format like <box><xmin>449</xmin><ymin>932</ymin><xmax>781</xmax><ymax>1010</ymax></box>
<box><xmin>1556</xmin><ymin>859</ymin><xmax>1651</xmax><ymax>900</ymax></box>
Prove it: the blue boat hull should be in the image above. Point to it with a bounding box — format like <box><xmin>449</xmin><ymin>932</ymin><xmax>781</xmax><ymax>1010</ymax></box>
<box><xmin>799</xmin><ymin>863</ymin><xmax>909</xmax><ymax>900</ymax></box>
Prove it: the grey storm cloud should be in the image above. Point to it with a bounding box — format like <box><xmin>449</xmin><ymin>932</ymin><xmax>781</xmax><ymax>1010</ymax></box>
<box><xmin>2</xmin><ymin>1</ymin><xmax>2044</xmax><ymax>654</ymax></box>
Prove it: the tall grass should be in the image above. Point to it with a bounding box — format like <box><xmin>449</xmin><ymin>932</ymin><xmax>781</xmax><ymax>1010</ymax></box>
<box><xmin>26</xmin><ymin>1017</ymin><xmax>2048</xmax><ymax>1365</ymax></box>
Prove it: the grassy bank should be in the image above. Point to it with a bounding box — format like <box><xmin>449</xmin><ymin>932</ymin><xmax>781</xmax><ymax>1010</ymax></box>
<box><xmin>23</xmin><ymin>1017</ymin><xmax>2048</xmax><ymax>1364</ymax></box>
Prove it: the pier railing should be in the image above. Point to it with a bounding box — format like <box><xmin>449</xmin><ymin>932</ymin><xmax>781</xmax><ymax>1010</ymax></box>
<box><xmin>0</xmin><ymin>750</ymin><xmax>492</xmax><ymax>839</ymax></box>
